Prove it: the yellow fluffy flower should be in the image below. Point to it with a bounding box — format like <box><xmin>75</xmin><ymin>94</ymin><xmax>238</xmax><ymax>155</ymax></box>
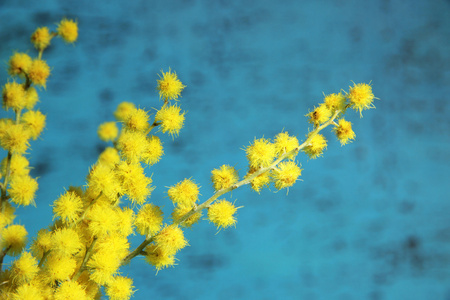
<box><xmin>274</xmin><ymin>131</ymin><xmax>299</xmax><ymax>159</ymax></box>
<box><xmin>12</xmin><ymin>283</ymin><xmax>44</xmax><ymax>300</ymax></box>
<box><xmin>8</xmin><ymin>52</ymin><xmax>32</xmax><ymax>76</ymax></box>
<box><xmin>98</xmin><ymin>121</ymin><xmax>119</xmax><ymax>142</ymax></box>
<box><xmin>54</xmin><ymin>281</ymin><xmax>87</xmax><ymax>300</ymax></box>
<box><xmin>135</xmin><ymin>203</ymin><xmax>163</xmax><ymax>236</ymax></box>
<box><xmin>154</xmin><ymin>225</ymin><xmax>188</xmax><ymax>256</ymax></box>
<box><xmin>114</xmin><ymin>102</ymin><xmax>136</xmax><ymax>122</ymax></box>
<box><xmin>271</xmin><ymin>161</ymin><xmax>302</xmax><ymax>190</ymax></box>
<box><xmin>303</xmin><ymin>133</ymin><xmax>327</xmax><ymax>159</ymax></box>
<box><xmin>144</xmin><ymin>244</ymin><xmax>176</xmax><ymax>271</ymax></box>
<box><xmin>51</xmin><ymin>228</ymin><xmax>82</xmax><ymax>256</ymax></box>
<box><xmin>87</xmin><ymin>249</ymin><xmax>121</xmax><ymax>285</ymax></box>
<box><xmin>333</xmin><ymin>118</ymin><xmax>356</xmax><ymax>146</ymax></box>
<box><xmin>22</xmin><ymin>110</ymin><xmax>46</xmax><ymax>140</ymax></box>
<box><xmin>44</xmin><ymin>253</ymin><xmax>76</xmax><ymax>282</ymax></box>
<box><xmin>115</xmin><ymin>161</ymin><xmax>153</xmax><ymax>205</ymax></box>
<box><xmin>106</xmin><ymin>276</ymin><xmax>135</xmax><ymax>300</ymax></box>
<box><xmin>116</xmin><ymin>207</ymin><xmax>135</xmax><ymax>237</ymax></box>
<box><xmin>124</xmin><ymin>108</ymin><xmax>149</xmax><ymax>132</ymax></box>
<box><xmin>24</xmin><ymin>87</ymin><xmax>39</xmax><ymax>110</ymax></box>
<box><xmin>167</xmin><ymin>178</ymin><xmax>199</xmax><ymax>207</ymax></box>
<box><xmin>1</xmin><ymin>224</ymin><xmax>28</xmax><ymax>256</ymax></box>
<box><xmin>2</xmin><ymin>154</ymin><xmax>30</xmax><ymax>178</ymax></box>
<box><xmin>87</xmin><ymin>164</ymin><xmax>122</xmax><ymax>201</ymax></box>
<box><xmin>0</xmin><ymin>201</ymin><xmax>16</xmax><ymax>228</ymax></box>
<box><xmin>142</xmin><ymin>135</ymin><xmax>164</xmax><ymax>166</ymax></box>
<box><xmin>246</xmin><ymin>138</ymin><xmax>276</xmax><ymax>169</ymax></box>
<box><xmin>53</xmin><ymin>191</ymin><xmax>83</xmax><ymax>224</ymax></box>
<box><xmin>30</xmin><ymin>229</ymin><xmax>52</xmax><ymax>259</ymax></box>
<box><xmin>117</xmin><ymin>130</ymin><xmax>149</xmax><ymax>162</ymax></box>
<box><xmin>57</xmin><ymin>19</ymin><xmax>78</xmax><ymax>43</ymax></box>
<box><xmin>10</xmin><ymin>252</ymin><xmax>39</xmax><ymax>285</ymax></box>
<box><xmin>154</xmin><ymin>104</ymin><xmax>185</xmax><ymax>137</ymax></box>
<box><xmin>347</xmin><ymin>82</ymin><xmax>375</xmax><ymax>117</ymax></box>
<box><xmin>0</xmin><ymin>123</ymin><xmax>31</xmax><ymax>154</ymax></box>
<box><xmin>97</xmin><ymin>147</ymin><xmax>120</xmax><ymax>168</ymax></box>
<box><xmin>211</xmin><ymin>165</ymin><xmax>238</xmax><ymax>191</ymax></box>
<box><xmin>28</xmin><ymin>59</ymin><xmax>50</xmax><ymax>88</ymax></box>
<box><xmin>87</xmin><ymin>203</ymin><xmax>119</xmax><ymax>237</ymax></box>
<box><xmin>9</xmin><ymin>175</ymin><xmax>38</xmax><ymax>206</ymax></box>
<box><xmin>207</xmin><ymin>200</ymin><xmax>238</xmax><ymax>230</ymax></box>
<box><xmin>31</xmin><ymin>27</ymin><xmax>52</xmax><ymax>51</ymax></box>
<box><xmin>247</xmin><ymin>168</ymin><xmax>271</xmax><ymax>193</ymax></box>
<box><xmin>156</xmin><ymin>68</ymin><xmax>186</xmax><ymax>101</ymax></box>
<box><xmin>306</xmin><ymin>103</ymin><xmax>332</xmax><ymax>126</ymax></box>
<box><xmin>95</xmin><ymin>233</ymin><xmax>130</xmax><ymax>262</ymax></box>
<box><xmin>324</xmin><ymin>92</ymin><xmax>347</xmax><ymax>112</ymax></box>
<box><xmin>2</xmin><ymin>81</ymin><xmax>27</xmax><ymax>110</ymax></box>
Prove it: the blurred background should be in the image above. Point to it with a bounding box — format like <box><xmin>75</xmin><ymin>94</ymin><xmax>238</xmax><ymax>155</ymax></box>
<box><xmin>1</xmin><ymin>0</ymin><xmax>449</xmax><ymax>299</ymax></box>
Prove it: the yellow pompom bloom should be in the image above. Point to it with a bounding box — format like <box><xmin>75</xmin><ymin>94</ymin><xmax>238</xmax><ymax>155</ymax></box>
<box><xmin>124</xmin><ymin>108</ymin><xmax>149</xmax><ymax>132</ymax></box>
<box><xmin>347</xmin><ymin>82</ymin><xmax>375</xmax><ymax>117</ymax></box>
<box><xmin>171</xmin><ymin>204</ymin><xmax>201</xmax><ymax>228</ymax></box>
<box><xmin>116</xmin><ymin>161</ymin><xmax>153</xmax><ymax>205</ymax></box>
<box><xmin>106</xmin><ymin>276</ymin><xmax>135</xmax><ymax>300</ymax></box>
<box><xmin>271</xmin><ymin>161</ymin><xmax>302</xmax><ymax>190</ymax></box>
<box><xmin>53</xmin><ymin>191</ymin><xmax>83</xmax><ymax>224</ymax></box>
<box><xmin>333</xmin><ymin>118</ymin><xmax>356</xmax><ymax>146</ymax></box>
<box><xmin>95</xmin><ymin>233</ymin><xmax>129</xmax><ymax>261</ymax></box>
<box><xmin>0</xmin><ymin>201</ymin><xmax>16</xmax><ymax>228</ymax></box>
<box><xmin>0</xmin><ymin>123</ymin><xmax>31</xmax><ymax>154</ymax></box>
<box><xmin>154</xmin><ymin>104</ymin><xmax>185</xmax><ymax>137</ymax></box>
<box><xmin>51</xmin><ymin>228</ymin><xmax>82</xmax><ymax>256</ymax></box>
<box><xmin>324</xmin><ymin>92</ymin><xmax>347</xmax><ymax>112</ymax></box>
<box><xmin>22</xmin><ymin>110</ymin><xmax>46</xmax><ymax>140</ymax></box>
<box><xmin>30</xmin><ymin>229</ymin><xmax>52</xmax><ymax>259</ymax></box>
<box><xmin>116</xmin><ymin>207</ymin><xmax>135</xmax><ymax>237</ymax></box>
<box><xmin>28</xmin><ymin>59</ymin><xmax>50</xmax><ymax>88</ymax></box>
<box><xmin>1</xmin><ymin>224</ymin><xmax>28</xmax><ymax>256</ymax></box>
<box><xmin>12</xmin><ymin>283</ymin><xmax>44</xmax><ymax>300</ymax></box>
<box><xmin>87</xmin><ymin>164</ymin><xmax>122</xmax><ymax>201</ymax></box>
<box><xmin>2</xmin><ymin>154</ymin><xmax>30</xmax><ymax>178</ymax></box>
<box><xmin>142</xmin><ymin>135</ymin><xmax>164</xmax><ymax>165</ymax></box>
<box><xmin>247</xmin><ymin>168</ymin><xmax>271</xmax><ymax>193</ymax></box>
<box><xmin>57</xmin><ymin>18</ymin><xmax>78</xmax><ymax>43</ymax></box>
<box><xmin>117</xmin><ymin>130</ymin><xmax>149</xmax><ymax>162</ymax></box>
<box><xmin>154</xmin><ymin>225</ymin><xmax>188</xmax><ymax>256</ymax></box>
<box><xmin>274</xmin><ymin>131</ymin><xmax>299</xmax><ymax>159</ymax></box>
<box><xmin>306</xmin><ymin>103</ymin><xmax>332</xmax><ymax>126</ymax></box>
<box><xmin>303</xmin><ymin>133</ymin><xmax>327</xmax><ymax>159</ymax></box>
<box><xmin>11</xmin><ymin>252</ymin><xmax>39</xmax><ymax>285</ymax></box>
<box><xmin>87</xmin><ymin>249</ymin><xmax>121</xmax><ymax>285</ymax></box>
<box><xmin>8</xmin><ymin>52</ymin><xmax>32</xmax><ymax>76</ymax></box>
<box><xmin>211</xmin><ymin>165</ymin><xmax>238</xmax><ymax>191</ymax></box>
<box><xmin>246</xmin><ymin>138</ymin><xmax>276</xmax><ymax>169</ymax></box>
<box><xmin>135</xmin><ymin>203</ymin><xmax>163</xmax><ymax>236</ymax></box>
<box><xmin>207</xmin><ymin>200</ymin><xmax>238</xmax><ymax>230</ymax></box>
<box><xmin>156</xmin><ymin>68</ymin><xmax>186</xmax><ymax>101</ymax></box>
<box><xmin>97</xmin><ymin>147</ymin><xmax>120</xmax><ymax>168</ymax></box>
<box><xmin>87</xmin><ymin>203</ymin><xmax>119</xmax><ymax>237</ymax></box>
<box><xmin>54</xmin><ymin>281</ymin><xmax>87</xmax><ymax>300</ymax></box>
<box><xmin>9</xmin><ymin>175</ymin><xmax>38</xmax><ymax>206</ymax></box>
<box><xmin>44</xmin><ymin>253</ymin><xmax>77</xmax><ymax>282</ymax></box>
<box><xmin>98</xmin><ymin>121</ymin><xmax>119</xmax><ymax>142</ymax></box>
<box><xmin>24</xmin><ymin>87</ymin><xmax>39</xmax><ymax>110</ymax></box>
<box><xmin>167</xmin><ymin>178</ymin><xmax>199</xmax><ymax>207</ymax></box>
<box><xmin>31</xmin><ymin>27</ymin><xmax>52</xmax><ymax>51</ymax></box>
<box><xmin>145</xmin><ymin>244</ymin><xmax>176</xmax><ymax>271</ymax></box>
<box><xmin>114</xmin><ymin>102</ymin><xmax>136</xmax><ymax>122</ymax></box>
<box><xmin>2</xmin><ymin>81</ymin><xmax>27</xmax><ymax>110</ymax></box>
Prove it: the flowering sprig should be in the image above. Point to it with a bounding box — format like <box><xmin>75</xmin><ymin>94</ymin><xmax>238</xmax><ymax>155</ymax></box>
<box><xmin>0</xmin><ymin>19</ymin><xmax>376</xmax><ymax>300</ymax></box>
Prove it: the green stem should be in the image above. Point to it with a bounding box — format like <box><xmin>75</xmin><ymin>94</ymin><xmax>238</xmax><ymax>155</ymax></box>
<box><xmin>72</xmin><ymin>237</ymin><xmax>97</xmax><ymax>281</ymax></box>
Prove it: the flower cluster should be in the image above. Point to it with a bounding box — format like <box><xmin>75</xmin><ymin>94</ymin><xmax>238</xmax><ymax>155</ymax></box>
<box><xmin>0</xmin><ymin>19</ymin><xmax>376</xmax><ymax>300</ymax></box>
